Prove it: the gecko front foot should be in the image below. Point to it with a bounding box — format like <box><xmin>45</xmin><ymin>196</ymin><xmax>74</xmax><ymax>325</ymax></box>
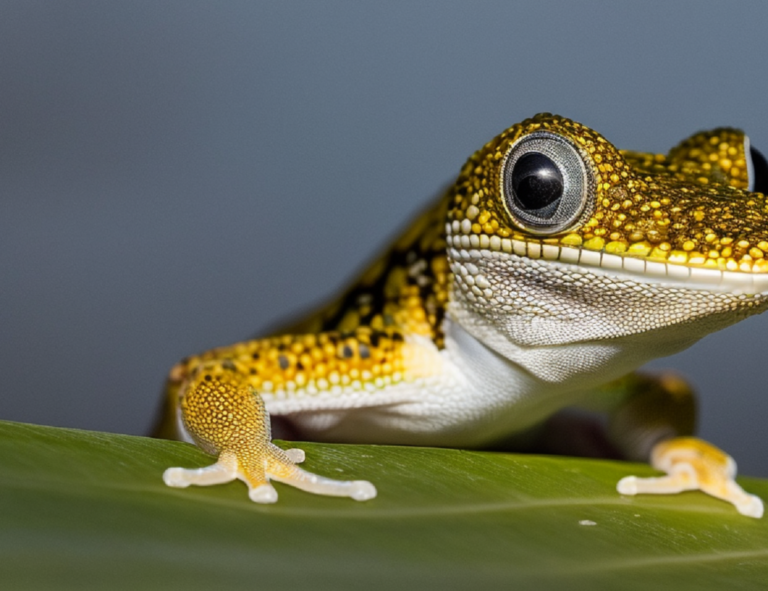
<box><xmin>163</xmin><ymin>373</ymin><xmax>376</xmax><ymax>503</ymax></box>
<box><xmin>617</xmin><ymin>437</ymin><xmax>763</xmax><ymax>518</ymax></box>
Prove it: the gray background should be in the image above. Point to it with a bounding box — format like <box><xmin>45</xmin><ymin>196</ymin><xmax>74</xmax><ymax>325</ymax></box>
<box><xmin>2</xmin><ymin>1</ymin><xmax>767</xmax><ymax>475</ymax></box>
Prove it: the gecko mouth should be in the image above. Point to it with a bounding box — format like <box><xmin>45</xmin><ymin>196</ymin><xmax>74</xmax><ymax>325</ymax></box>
<box><xmin>446</xmin><ymin>235</ymin><xmax>768</xmax><ymax>297</ymax></box>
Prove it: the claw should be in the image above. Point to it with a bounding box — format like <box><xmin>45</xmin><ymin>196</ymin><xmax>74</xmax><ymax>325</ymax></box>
<box><xmin>617</xmin><ymin>437</ymin><xmax>763</xmax><ymax>518</ymax></box>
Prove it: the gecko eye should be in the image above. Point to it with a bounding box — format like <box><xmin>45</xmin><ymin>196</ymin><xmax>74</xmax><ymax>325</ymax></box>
<box><xmin>747</xmin><ymin>144</ymin><xmax>768</xmax><ymax>194</ymax></box>
<box><xmin>502</xmin><ymin>131</ymin><xmax>593</xmax><ymax>235</ymax></box>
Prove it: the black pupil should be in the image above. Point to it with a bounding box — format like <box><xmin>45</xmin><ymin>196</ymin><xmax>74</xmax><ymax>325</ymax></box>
<box><xmin>511</xmin><ymin>152</ymin><xmax>564</xmax><ymax>210</ymax></box>
<box><xmin>750</xmin><ymin>146</ymin><xmax>768</xmax><ymax>195</ymax></box>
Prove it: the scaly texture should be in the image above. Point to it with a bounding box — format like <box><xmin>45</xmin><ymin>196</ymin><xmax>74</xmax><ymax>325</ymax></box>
<box><xmin>159</xmin><ymin>113</ymin><xmax>767</xmax><ymax>516</ymax></box>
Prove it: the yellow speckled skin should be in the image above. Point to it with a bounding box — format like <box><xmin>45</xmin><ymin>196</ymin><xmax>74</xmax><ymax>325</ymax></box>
<box><xmin>450</xmin><ymin>114</ymin><xmax>766</xmax><ymax>271</ymax></box>
<box><xmin>160</xmin><ymin>114</ymin><xmax>766</xmax><ymax>515</ymax></box>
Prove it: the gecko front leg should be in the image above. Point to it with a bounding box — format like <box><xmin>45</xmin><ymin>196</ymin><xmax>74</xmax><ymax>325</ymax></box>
<box><xmin>163</xmin><ymin>368</ymin><xmax>376</xmax><ymax>503</ymax></box>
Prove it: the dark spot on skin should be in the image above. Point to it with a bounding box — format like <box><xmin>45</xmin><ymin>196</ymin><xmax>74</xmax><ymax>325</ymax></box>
<box><xmin>750</xmin><ymin>147</ymin><xmax>768</xmax><ymax>194</ymax></box>
<box><xmin>252</xmin><ymin>352</ymin><xmax>260</xmax><ymax>360</ymax></box>
<box><xmin>221</xmin><ymin>359</ymin><xmax>236</xmax><ymax>371</ymax></box>
<box><xmin>296</xmin><ymin>361</ymin><xmax>305</xmax><ymax>371</ymax></box>
<box><xmin>250</xmin><ymin>368</ymin><xmax>257</xmax><ymax>375</ymax></box>
<box><xmin>342</xmin><ymin>345</ymin><xmax>354</xmax><ymax>359</ymax></box>
<box><xmin>392</xmin><ymin>333</ymin><xmax>404</xmax><ymax>342</ymax></box>
<box><xmin>278</xmin><ymin>355</ymin><xmax>290</xmax><ymax>370</ymax></box>
<box><xmin>277</xmin><ymin>343</ymin><xmax>287</xmax><ymax>351</ymax></box>
<box><xmin>370</xmin><ymin>333</ymin><xmax>381</xmax><ymax>348</ymax></box>
<box><xmin>358</xmin><ymin>344</ymin><xmax>370</xmax><ymax>359</ymax></box>
<box><xmin>204</xmin><ymin>374</ymin><xmax>212</xmax><ymax>381</ymax></box>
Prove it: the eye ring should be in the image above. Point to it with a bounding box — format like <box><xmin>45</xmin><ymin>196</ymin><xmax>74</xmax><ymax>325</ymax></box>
<box><xmin>501</xmin><ymin>131</ymin><xmax>594</xmax><ymax>235</ymax></box>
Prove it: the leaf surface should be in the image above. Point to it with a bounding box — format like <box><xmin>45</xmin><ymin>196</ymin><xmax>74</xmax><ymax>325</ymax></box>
<box><xmin>0</xmin><ymin>420</ymin><xmax>766</xmax><ymax>590</ymax></box>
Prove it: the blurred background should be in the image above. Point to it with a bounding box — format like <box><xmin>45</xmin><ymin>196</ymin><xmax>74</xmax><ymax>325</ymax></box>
<box><xmin>2</xmin><ymin>1</ymin><xmax>767</xmax><ymax>475</ymax></box>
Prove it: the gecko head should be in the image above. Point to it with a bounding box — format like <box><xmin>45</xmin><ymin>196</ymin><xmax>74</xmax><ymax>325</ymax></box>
<box><xmin>445</xmin><ymin>113</ymin><xmax>768</xmax><ymax>352</ymax></box>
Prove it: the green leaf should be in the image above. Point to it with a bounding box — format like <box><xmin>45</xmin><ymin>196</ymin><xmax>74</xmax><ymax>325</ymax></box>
<box><xmin>0</xmin><ymin>420</ymin><xmax>766</xmax><ymax>590</ymax></box>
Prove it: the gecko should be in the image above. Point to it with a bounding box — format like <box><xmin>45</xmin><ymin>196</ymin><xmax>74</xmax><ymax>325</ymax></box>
<box><xmin>157</xmin><ymin>113</ymin><xmax>767</xmax><ymax>517</ymax></box>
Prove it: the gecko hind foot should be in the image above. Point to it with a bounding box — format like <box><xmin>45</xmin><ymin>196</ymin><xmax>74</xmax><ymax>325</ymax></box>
<box><xmin>617</xmin><ymin>437</ymin><xmax>763</xmax><ymax>518</ymax></box>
